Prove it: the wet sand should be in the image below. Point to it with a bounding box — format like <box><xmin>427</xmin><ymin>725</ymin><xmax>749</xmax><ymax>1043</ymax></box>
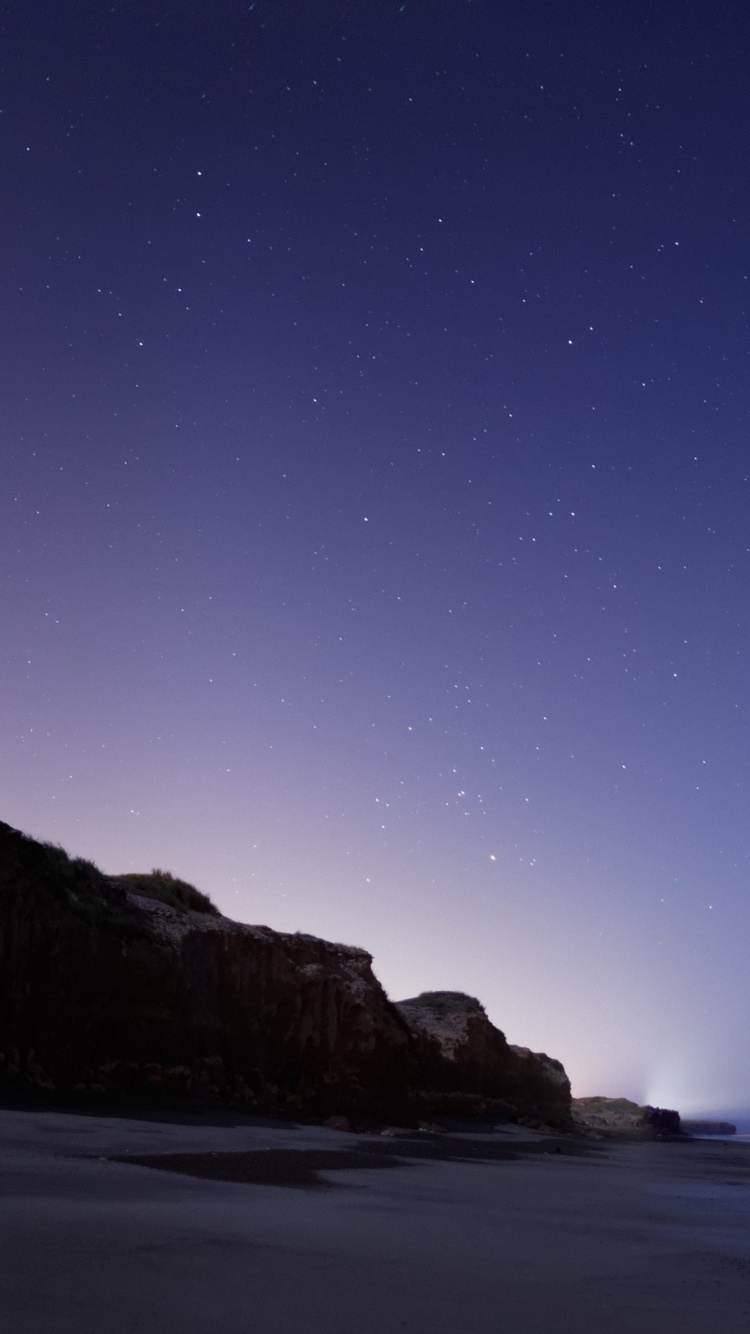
<box><xmin>1</xmin><ymin>1105</ymin><xmax>749</xmax><ymax>1333</ymax></box>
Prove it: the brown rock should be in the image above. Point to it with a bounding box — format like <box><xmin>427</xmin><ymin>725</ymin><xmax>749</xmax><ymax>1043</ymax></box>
<box><xmin>396</xmin><ymin>992</ymin><xmax>572</xmax><ymax>1130</ymax></box>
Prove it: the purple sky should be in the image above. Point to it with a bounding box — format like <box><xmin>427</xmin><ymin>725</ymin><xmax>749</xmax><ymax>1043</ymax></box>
<box><xmin>3</xmin><ymin>0</ymin><xmax>749</xmax><ymax>1114</ymax></box>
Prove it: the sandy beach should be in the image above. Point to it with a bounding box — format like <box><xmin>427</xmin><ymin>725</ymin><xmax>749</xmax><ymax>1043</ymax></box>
<box><xmin>1</xmin><ymin>1104</ymin><xmax>749</xmax><ymax>1333</ymax></box>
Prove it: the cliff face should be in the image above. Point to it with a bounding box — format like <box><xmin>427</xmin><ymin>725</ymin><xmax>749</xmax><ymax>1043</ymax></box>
<box><xmin>396</xmin><ymin>992</ymin><xmax>572</xmax><ymax>1128</ymax></box>
<box><xmin>0</xmin><ymin>821</ymin><xmax>571</xmax><ymax>1127</ymax></box>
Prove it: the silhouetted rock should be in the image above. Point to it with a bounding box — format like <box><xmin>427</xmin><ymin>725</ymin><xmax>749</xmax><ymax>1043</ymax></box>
<box><xmin>0</xmin><ymin>821</ymin><xmax>572</xmax><ymax>1127</ymax></box>
<box><xmin>643</xmin><ymin>1106</ymin><xmax>682</xmax><ymax>1135</ymax></box>
<box><xmin>681</xmin><ymin>1120</ymin><xmax>736</xmax><ymax>1136</ymax></box>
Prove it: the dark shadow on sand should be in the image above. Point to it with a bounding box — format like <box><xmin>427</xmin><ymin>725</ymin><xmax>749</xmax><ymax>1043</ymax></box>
<box><xmin>112</xmin><ymin>1133</ymin><xmax>599</xmax><ymax>1191</ymax></box>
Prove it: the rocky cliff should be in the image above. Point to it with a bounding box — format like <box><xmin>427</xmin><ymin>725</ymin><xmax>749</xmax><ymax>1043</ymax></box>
<box><xmin>0</xmin><ymin>820</ymin><xmax>571</xmax><ymax>1127</ymax></box>
<box><xmin>572</xmin><ymin>1096</ymin><xmax>681</xmax><ymax>1137</ymax></box>
<box><xmin>395</xmin><ymin>992</ymin><xmax>572</xmax><ymax>1127</ymax></box>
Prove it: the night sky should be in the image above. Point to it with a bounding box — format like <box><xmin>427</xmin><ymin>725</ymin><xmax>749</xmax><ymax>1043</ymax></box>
<box><xmin>3</xmin><ymin>1</ymin><xmax>749</xmax><ymax>1116</ymax></box>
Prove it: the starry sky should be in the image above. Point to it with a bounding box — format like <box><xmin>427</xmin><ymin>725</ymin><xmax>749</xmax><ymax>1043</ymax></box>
<box><xmin>3</xmin><ymin>0</ymin><xmax>749</xmax><ymax>1116</ymax></box>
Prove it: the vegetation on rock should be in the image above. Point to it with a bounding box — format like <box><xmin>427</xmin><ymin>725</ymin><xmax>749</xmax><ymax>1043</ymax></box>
<box><xmin>5</xmin><ymin>827</ymin><xmax>218</xmax><ymax>935</ymax></box>
<box><xmin>110</xmin><ymin>870</ymin><xmax>219</xmax><ymax>916</ymax></box>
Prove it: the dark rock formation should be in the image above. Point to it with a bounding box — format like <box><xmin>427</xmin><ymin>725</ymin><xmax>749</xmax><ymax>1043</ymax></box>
<box><xmin>643</xmin><ymin>1105</ymin><xmax>682</xmax><ymax>1136</ymax></box>
<box><xmin>681</xmin><ymin>1120</ymin><xmax>736</xmax><ymax>1137</ymax></box>
<box><xmin>0</xmin><ymin>821</ymin><xmax>572</xmax><ymax>1127</ymax></box>
<box><xmin>395</xmin><ymin>992</ymin><xmax>572</xmax><ymax>1128</ymax></box>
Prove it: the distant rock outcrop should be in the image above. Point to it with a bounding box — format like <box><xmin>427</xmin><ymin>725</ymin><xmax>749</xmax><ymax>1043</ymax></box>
<box><xmin>0</xmin><ymin>821</ymin><xmax>572</xmax><ymax>1127</ymax></box>
<box><xmin>681</xmin><ymin>1120</ymin><xmax>736</xmax><ymax>1137</ymax></box>
<box><xmin>573</xmin><ymin>1096</ymin><xmax>681</xmax><ymax>1137</ymax></box>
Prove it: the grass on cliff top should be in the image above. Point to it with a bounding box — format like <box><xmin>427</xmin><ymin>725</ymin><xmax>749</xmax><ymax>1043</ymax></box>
<box><xmin>110</xmin><ymin>870</ymin><xmax>219</xmax><ymax>916</ymax></box>
<box><xmin>15</xmin><ymin>829</ymin><xmax>218</xmax><ymax>937</ymax></box>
